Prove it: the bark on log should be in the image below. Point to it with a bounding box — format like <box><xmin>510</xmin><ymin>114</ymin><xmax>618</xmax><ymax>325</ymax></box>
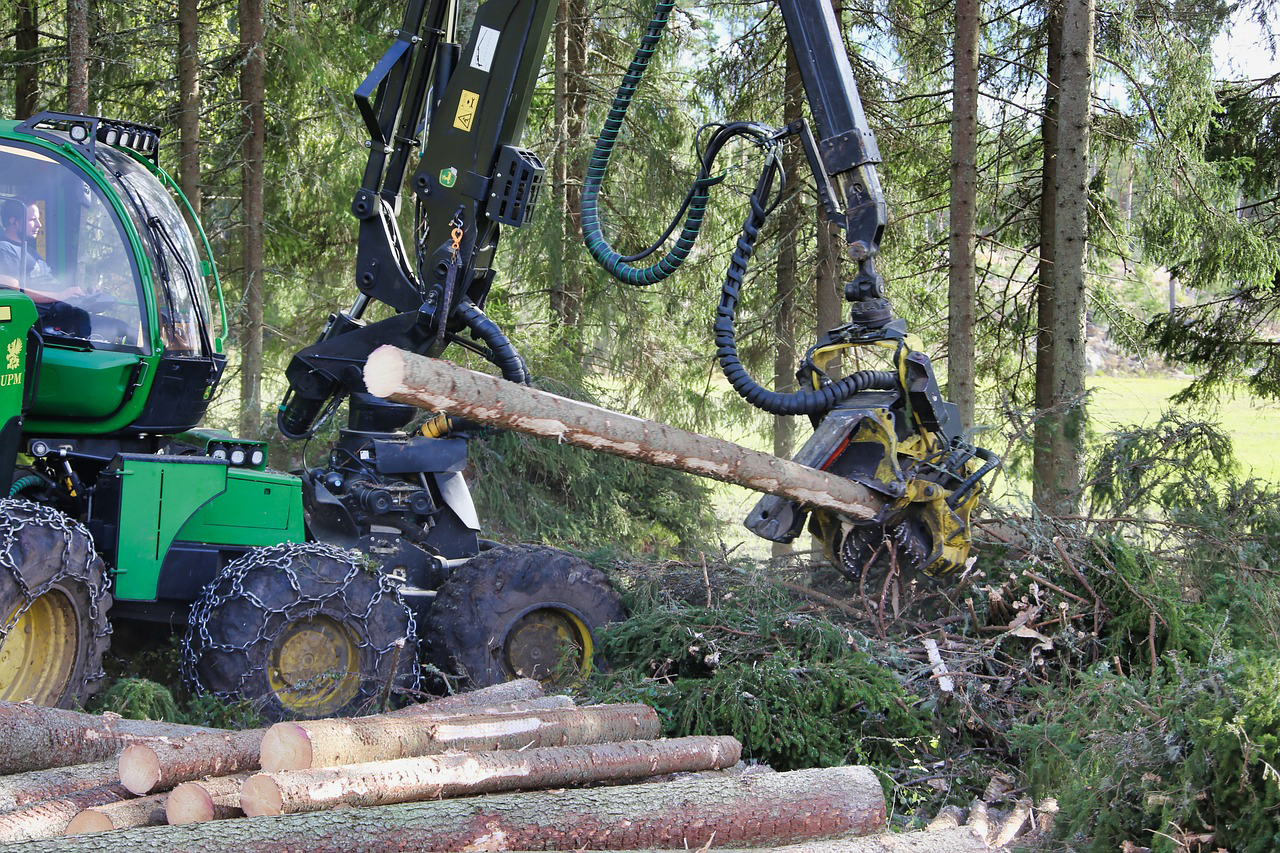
<box><xmin>0</xmin><ymin>761</ymin><xmax>118</xmax><ymax>813</ymax></box>
<box><xmin>120</xmin><ymin>731</ymin><xmax>263</xmax><ymax>796</ymax></box>
<box><xmin>166</xmin><ymin>774</ymin><xmax>254</xmax><ymax>825</ymax></box>
<box><xmin>243</xmin><ymin>735</ymin><xmax>741</xmax><ymax>816</ymax></box>
<box><xmin>386</xmin><ymin>694</ymin><xmax>574</xmax><ymax>718</ymax></box>
<box><xmin>120</xmin><ymin>694</ymin><xmax>574</xmax><ymax>795</ymax></box>
<box><xmin>260</xmin><ymin>702</ymin><xmax>658</xmax><ymax>772</ymax></box>
<box><xmin>12</xmin><ymin>765</ymin><xmax>885</xmax><ymax>851</ymax></box>
<box><xmin>64</xmin><ymin>794</ymin><xmax>167</xmax><ymax>835</ymax></box>
<box><xmin>364</xmin><ymin>348</ymin><xmax>883</xmax><ymax>521</ymax></box>
<box><xmin>0</xmin><ymin>702</ymin><xmax>216</xmax><ymax>775</ymax></box>
<box><xmin>387</xmin><ymin>678</ymin><xmax>546</xmax><ymax>714</ymax></box>
<box><xmin>0</xmin><ymin>784</ymin><xmax>132</xmax><ymax>843</ymax></box>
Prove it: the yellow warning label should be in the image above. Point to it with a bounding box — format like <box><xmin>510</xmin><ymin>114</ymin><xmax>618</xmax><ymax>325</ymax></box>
<box><xmin>0</xmin><ymin>306</ymin><xmax>10</xmax><ymax>322</ymax></box>
<box><xmin>454</xmin><ymin>90</ymin><xmax>479</xmax><ymax>132</ymax></box>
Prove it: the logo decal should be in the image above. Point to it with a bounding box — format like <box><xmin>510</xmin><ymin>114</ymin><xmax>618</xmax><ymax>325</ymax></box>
<box><xmin>439</xmin><ymin>167</ymin><xmax>458</xmax><ymax>188</ymax></box>
<box><xmin>6</xmin><ymin>339</ymin><xmax>21</xmax><ymax>371</ymax></box>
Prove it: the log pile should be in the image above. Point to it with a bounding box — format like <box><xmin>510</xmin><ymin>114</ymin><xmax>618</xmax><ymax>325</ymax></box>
<box><xmin>0</xmin><ymin>681</ymin><xmax>1032</xmax><ymax>851</ymax></box>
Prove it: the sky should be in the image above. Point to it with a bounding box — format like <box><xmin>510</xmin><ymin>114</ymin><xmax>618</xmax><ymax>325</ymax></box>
<box><xmin>1213</xmin><ymin>3</ymin><xmax>1279</xmax><ymax>80</ymax></box>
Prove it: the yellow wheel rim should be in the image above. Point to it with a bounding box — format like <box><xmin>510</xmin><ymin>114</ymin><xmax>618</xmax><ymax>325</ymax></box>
<box><xmin>267</xmin><ymin>616</ymin><xmax>362</xmax><ymax>717</ymax></box>
<box><xmin>0</xmin><ymin>591</ymin><xmax>79</xmax><ymax>705</ymax></box>
<box><xmin>504</xmin><ymin>607</ymin><xmax>594</xmax><ymax>684</ymax></box>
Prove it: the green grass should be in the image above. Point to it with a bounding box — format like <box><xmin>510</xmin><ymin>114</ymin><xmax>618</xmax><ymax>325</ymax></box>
<box><xmin>1089</xmin><ymin>376</ymin><xmax>1280</xmax><ymax>483</ymax></box>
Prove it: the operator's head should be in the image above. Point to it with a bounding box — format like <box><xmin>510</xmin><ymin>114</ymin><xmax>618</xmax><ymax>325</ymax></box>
<box><xmin>23</xmin><ymin>204</ymin><xmax>41</xmax><ymax>241</ymax></box>
<box><xmin>1</xmin><ymin>198</ymin><xmax>25</xmax><ymax>241</ymax></box>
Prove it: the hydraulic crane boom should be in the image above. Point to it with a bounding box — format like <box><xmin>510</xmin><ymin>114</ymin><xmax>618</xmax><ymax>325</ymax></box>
<box><xmin>278</xmin><ymin>0</ymin><xmax>997</xmax><ymax>582</ymax></box>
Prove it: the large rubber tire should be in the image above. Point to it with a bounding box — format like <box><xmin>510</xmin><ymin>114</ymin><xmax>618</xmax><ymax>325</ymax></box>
<box><xmin>0</xmin><ymin>499</ymin><xmax>112</xmax><ymax>708</ymax></box>
<box><xmin>426</xmin><ymin>545</ymin><xmax>625</xmax><ymax>688</ymax></box>
<box><xmin>183</xmin><ymin>542</ymin><xmax>419</xmax><ymax>722</ymax></box>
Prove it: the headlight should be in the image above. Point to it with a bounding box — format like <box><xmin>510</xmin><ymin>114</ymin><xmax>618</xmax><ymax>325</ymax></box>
<box><xmin>250</xmin><ymin>449</ymin><xmax>265</xmax><ymax>467</ymax></box>
<box><xmin>230</xmin><ymin>448</ymin><xmax>247</xmax><ymax>466</ymax></box>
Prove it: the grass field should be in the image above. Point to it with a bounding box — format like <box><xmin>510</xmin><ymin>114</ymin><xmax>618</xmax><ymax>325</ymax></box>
<box><xmin>1088</xmin><ymin>375</ymin><xmax>1280</xmax><ymax>483</ymax></box>
<box><xmin>706</xmin><ymin>374</ymin><xmax>1280</xmax><ymax>554</ymax></box>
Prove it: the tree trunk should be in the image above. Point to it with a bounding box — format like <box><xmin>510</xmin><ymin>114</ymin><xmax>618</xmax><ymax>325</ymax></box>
<box><xmin>816</xmin><ymin>0</ymin><xmax>846</xmax><ymax>376</ymax></box>
<box><xmin>549</xmin><ymin>0</ymin><xmax>569</xmax><ymax>328</ymax></box>
<box><xmin>120</xmin><ymin>688</ymin><xmax>571</xmax><ymax>795</ymax></box>
<box><xmin>549</xmin><ymin>0</ymin><xmax>589</xmax><ymax>348</ymax></box>
<box><xmin>177</xmin><ymin>0</ymin><xmax>202</xmax><ymax>222</ymax></box>
<box><xmin>32</xmin><ymin>765</ymin><xmax>883</xmax><ymax>851</ymax></box>
<box><xmin>1031</xmin><ymin>0</ymin><xmax>1062</xmax><ymax>511</ymax></box>
<box><xmin>0</xmin><ymin>761</ymin><xmax>118</xmax><ymax>813</ymax></box>
<box><xmin>15</xmin><ymin>0</ymin><xmax>39</xmax><ymax>119</ymax></box>
<box><xmin>166</xmin><ymin>773</ymin><xmax>253</xmax><ymax>825</ymax></box>
<box><xmin>66</xmin><ymin>0</ymin><xmax>89</xmax><ymax>113</ymax></box>
<box><xmin>0</xmin><ymin>784</ymin><xmax>131</xmax><ymax>843</ymax></box>
<box><xmin>237</xmin><ymin>0</ymin><xmax>266</xmax><ymax>438</ymax></box>
<box><xmin>243</xmin><ymin>735</ymin><xmax>743</xmax><ymax>816</ymax></box>
<box><xmin>772</xmin><ymin>47</ymin><xmax>803</xmax><ymax>502</ymax></box>
<box><xmin>364</xmin><ymin>346</ymin><xmax>886</xmax><ymax>520</ymax></box>
<box><xmin>262</xmin><ymin>703</ymin><xmax>658</xmax><ymax>772</ymax></box>
<box><xmin>947</xmin><ymin>0</ymin><xmax>979</xmax><ymax>431</ymax></box>
<box><xmin>1044</xmin><ymin>0</ymin><xmax>1094</xmax><ymax>512</ymax></box>
<box><xmin>65</xmin><ymin>794</ymin><xmax>167</xmax><ymax>835</ymax></box>
<box><xmin>0</xmin><ymin>702</ymin><xmax>215</xmax><ymax>775</ymax></box>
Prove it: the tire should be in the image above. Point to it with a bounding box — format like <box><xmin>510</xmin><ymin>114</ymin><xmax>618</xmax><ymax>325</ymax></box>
<box><xmin>183</xmin><ymin>542</ymin><xmax>419</xmax><ymax>722</ymax></box>
<box><xmin>0</xmin><ymin>499</ymin><xmax>112</xmax><ymax>708</ymax></box>
<box><xmin>426</xmin><ymin>545</ymin><xmax>625</xmax><ymax>688</ymax></box>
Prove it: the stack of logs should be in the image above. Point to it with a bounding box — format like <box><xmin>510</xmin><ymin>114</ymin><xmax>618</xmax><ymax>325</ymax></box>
<box><xmin>0</xmin><ymin>680</ymin><xmax>952</xmax><ymax>852</ymax></box>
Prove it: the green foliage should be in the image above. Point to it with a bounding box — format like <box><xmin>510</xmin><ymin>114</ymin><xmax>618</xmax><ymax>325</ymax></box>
<box><xmin>1014</xmin><ymin>653</ymin><xmax>1280</xmax><ymax>853</ymax></box>
<box><xmin>90</xmin><ymin>630</ymin><xmax>263</xmax><ymax>728</ymax></box>
<box><xmin>1087</xmin><ymin>412</ymin><xmax>1236</xmax><ymax>517</ymax></box>
<box><xmin>588</xmin><ymin>567</ymin><xmax>931</xmax><ymax>771</ymax></box>
<box><xmin>466</xmin><ymin>385</ymin><xmax>720</xmax><ymax>552</ymax></box>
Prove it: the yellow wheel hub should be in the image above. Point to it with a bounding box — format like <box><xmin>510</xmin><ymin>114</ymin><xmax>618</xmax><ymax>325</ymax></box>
<box><xmin>505</xmin><ymin>607</ymin><xmax>593</xmax><ymax>683</ymax></box>
<box><xmin>0</xmin><ymin>591</ymin><xmax>79</xmax><ymax>705</ymax></box>
<box><xmin>267</xmin><ymin>616</ymin><xmax>361</xmax><ymax>717</ymax></box>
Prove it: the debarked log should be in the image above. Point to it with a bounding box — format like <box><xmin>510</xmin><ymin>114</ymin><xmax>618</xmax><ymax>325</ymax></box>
<box><xmin>0</xmin><ymin>702</ymin><xmax>216</xmax><ymax>775</ymax></box>
<box><xmin>364</xmin><ymin>347</ymin><xmax>883</xmax><ymax>521</ymax></box>
<box><xmin>10</xmin><ymin>765</ymin><xmax>886</xmax><ymax>852</ymax></box>
<box><xmin>120</xmin><ymin>691</ymin><xmax>576</xmax><ymax>795</ymax></box>
<box><xmin>260</xmin><ymin>702</ymin><xmax>660</xmax><ymax>771</ymax></box>
<box><xmin>242</xmin><ymin>735</ymin><xmax>741</xmax><ymax>816</ymax></box>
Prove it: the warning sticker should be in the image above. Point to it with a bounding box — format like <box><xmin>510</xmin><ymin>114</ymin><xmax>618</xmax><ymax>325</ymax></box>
<box><xmin>454</xmin><ymin>90</ymin><xmax>479</xmax><ymax>132</ymax></box>
<box><xmin>470</xmin><ymin>26</ymin><xmax>500</xmax><ymax>73</ymax></box>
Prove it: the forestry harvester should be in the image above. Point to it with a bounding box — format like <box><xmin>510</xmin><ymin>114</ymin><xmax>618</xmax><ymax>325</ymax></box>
<box><xmin>0</xmin><ymin>0</ymin><xmax>996</xmax><ymax>716</ymax></box>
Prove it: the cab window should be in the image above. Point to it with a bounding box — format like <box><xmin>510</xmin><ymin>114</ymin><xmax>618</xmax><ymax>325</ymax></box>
<box><xmin>0</xmin><ymin>141</ymin><xmax>146</xmax><ymax>352</ymax></box>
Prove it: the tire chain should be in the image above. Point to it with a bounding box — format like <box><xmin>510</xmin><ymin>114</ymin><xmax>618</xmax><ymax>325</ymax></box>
<box><xmin>0</xmin><ymin>499</ymin><xmax>111</xmax><ymax>684</ymax></box>
<box><xmin>181</xmin><ymin>541</ymin><xmax>420</xmax><ymax>703</ymax></box>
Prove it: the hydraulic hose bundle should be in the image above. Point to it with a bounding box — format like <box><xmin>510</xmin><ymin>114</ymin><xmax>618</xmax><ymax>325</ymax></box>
<box><xmin>582</xmin><ymin>0</ymin><xmax>899</xmax><ymax>417</ymax></box>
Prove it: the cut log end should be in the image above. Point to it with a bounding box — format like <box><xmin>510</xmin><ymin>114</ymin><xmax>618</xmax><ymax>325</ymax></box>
<box><xmin>260</xmin><ymin>723</ymin><xmax>312</xmax><ymax>773</ymax></box>
<box><xmin>240</xmin><ymin>774</ymin><xmax>283</xmax><ymax>817</ymax></box>
<box><xmin>166</xmin><ymin>782</ymin><xmax>216</xmax><ymax>825</ymax></box>
<box><xmin>364</xmin><ymin>345</ymin><xmax>406</xmax><ymax>398</ymax></box>
<box><xmin>118</xmin><ymin>744</ymin><xmax>161</xmax><ymax>796</ymax></box>
<box><xmin>63</xmin><ymin>810</ymin><xmax>113</xmax><ymax>836</ymax></box>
